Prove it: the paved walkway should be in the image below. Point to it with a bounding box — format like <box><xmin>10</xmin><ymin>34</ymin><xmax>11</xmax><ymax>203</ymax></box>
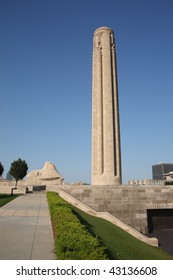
<box><xmin>0</xmin><ymin>192</ymin><xmax>56</xmax><ymax>260</ymax></box>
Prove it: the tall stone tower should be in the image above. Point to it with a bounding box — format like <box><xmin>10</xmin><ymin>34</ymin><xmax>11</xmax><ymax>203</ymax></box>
<box><xmin>92</xmin><ymin>27</ymin><xmax>122</xmax><ymax>185</ymax></box>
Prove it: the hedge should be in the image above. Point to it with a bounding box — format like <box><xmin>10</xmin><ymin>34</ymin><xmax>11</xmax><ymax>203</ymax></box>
<box><xmin>46</xmin><ymin>192</ymin><xmax>108</xmax><ymax>260</ymax></box>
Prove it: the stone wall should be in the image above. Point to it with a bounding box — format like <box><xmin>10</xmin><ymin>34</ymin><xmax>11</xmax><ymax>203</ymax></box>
<box><xmin>0</xmin><ymin>178</ymin><xmax>62</xmax><ymax>194</ymax></box>
<box><xmin>57</xmin><ymin>188</ymin><xmax>158</xmax><ymax>246</ymax></box>
<box><xmin>0</xmin><ymin>179</ymin><xmax>27</xmax><ymax>187</ymax></box>
<box><xmin>0</xmin><ymin>185</ymin><xmax>26</xmax><ymax>194</ymax></box>
<box><xmin>1</xmin><ymin>181</ymin><xmax>173</xmax><ymax>234</ymax></box>
<box><xmin>0</xmin><ymin>179</ymin><xmax>27</xmax><ymax>193</ymax></box>
<box><xmin>60</xmin><ymin>185</ymin><xmax>173</xmax><ymax>234</ymax></box>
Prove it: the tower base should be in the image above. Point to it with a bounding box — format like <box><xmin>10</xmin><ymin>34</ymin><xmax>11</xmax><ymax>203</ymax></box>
<box><xmin>92</xmin><ymin>173</ymin><xmax>122</xmax><ymax>186</ymax></box>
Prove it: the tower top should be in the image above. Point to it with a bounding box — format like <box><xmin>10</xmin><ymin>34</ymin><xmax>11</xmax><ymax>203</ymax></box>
<box><xmin>94</xmin><ymin>26</ymin><xmax>113</xmax><ymax>34</ymax></box>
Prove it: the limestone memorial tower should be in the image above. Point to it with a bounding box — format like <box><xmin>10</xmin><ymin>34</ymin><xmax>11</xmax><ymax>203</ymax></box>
<box><xmin>92</xmin><ymin>27</ymin><xmax>122</xmax><ymax>185</ymax></box>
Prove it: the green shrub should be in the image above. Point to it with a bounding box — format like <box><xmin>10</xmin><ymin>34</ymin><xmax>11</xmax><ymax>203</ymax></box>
<box><xmin>46</xmin><ymin>192</ymin><xmax>108</xmax><ymax>260</ymax></box>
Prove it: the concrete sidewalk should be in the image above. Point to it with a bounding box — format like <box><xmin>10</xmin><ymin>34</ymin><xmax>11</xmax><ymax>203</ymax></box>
<box><xmin>0</xmin><ymin>193</ymin><xmax>56</xmax><ymax>260</ymax></box>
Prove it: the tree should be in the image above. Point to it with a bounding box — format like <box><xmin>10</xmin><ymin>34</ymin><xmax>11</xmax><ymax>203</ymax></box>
<box><xmin>9</xmin><ymin>158</ymin><xmax>28</xmax><ymax>186</ymax></box>
<box><xmin>0</xmin><ymin>162</ymin><xmax>4</xmax><ymax>177</ymax></box>
<box><xmin>6</xmin><ymin>172</ymin><xmax>13</xmax><ymax>180</ymax></box>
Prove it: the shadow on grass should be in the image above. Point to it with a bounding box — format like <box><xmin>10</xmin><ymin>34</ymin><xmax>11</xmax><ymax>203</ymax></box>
<box><xmin>0</xmin><ymin>194</ymin><xmax>19</xmax><ymax>207</ymax></box>
<box><xmin>72</xmin><ymin>208</ymin><xmax>117</xmax><ymax>260</ymax></box>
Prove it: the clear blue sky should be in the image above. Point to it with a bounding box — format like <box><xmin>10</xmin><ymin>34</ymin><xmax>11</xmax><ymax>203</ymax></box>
<box><xmin>0</xmin><ymin>0</ymin><xmax>173</xmax><ymax>184</ymax></box>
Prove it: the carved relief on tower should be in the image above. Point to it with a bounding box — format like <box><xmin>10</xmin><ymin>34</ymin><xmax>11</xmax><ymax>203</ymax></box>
<box><xmin>95</xmin><ymin>34</ymin><xmax>102</xmax><ymax>49</ymax></box>
<box><xmin>97</xmin><ymin>41</ymin><xmax>102</xmax><ymax>48</ymax></box>
<box><xmin>95</xmin><ymin>34</ymin><xmax>103</xmax><ymax>57</ymax></box>
<box><xmin>110</xmin><ymin>33</ymin><xmax>115</xmax><ymax>50</ymax></box>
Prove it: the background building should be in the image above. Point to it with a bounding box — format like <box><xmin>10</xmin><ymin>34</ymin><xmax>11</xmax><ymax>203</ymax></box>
<box><xmin>152</xmin><ymin>163</ymin><xmax>173</xmax><ymax>180</ymax></box>
<box><xmin>128</xmin><ymin>179</ymin><xmax>164</xmax><ymax>186</ymax></box>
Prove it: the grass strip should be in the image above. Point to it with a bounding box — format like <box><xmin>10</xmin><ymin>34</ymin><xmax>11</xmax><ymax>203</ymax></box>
<box><xmin>46</xmin><ymin>192</ymin><xmax>108</xmax><ymax>260</ymax></box>
<box><xmin>0</xmin><ymin>194</ymin><xmax>19</xmax><ymax>207</ymax></box>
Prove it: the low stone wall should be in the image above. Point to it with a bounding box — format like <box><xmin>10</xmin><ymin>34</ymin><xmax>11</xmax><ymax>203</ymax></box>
<box><xmin>0</xmin><ymin>179</ymin><xmax>27</xmax><ymax>194</ymax></box>
<box><xmin>0</xmin><ymin>179</ymin><xmax>63</xmax><ymax>190</ymax></box>
<box><xmin>0</xmin><ymin>180</ymin><xmax>26</xmax><ymax>187</ymax></box>
<box><xmin>59</xmin><ymin>185</ymin><xmax>173</xmax><ymax>234</ymax></box>
<box><xmin>0</xmin><ymin>185</ymin><xmax>26</xmax><ymax>194</ymax></box>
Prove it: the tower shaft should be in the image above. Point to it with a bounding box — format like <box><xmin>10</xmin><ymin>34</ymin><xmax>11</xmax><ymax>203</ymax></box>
<box><xmin>92</xmin><ymin>27</ymin><xmax>122</xmax><ymax>185</ymax></box>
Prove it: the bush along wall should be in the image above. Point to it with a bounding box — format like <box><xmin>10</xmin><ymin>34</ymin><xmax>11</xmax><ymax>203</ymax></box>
<box><xmin>46</xmin><ymin>192</ymin><xmax>108</xmax><ymax>260</ymax></box>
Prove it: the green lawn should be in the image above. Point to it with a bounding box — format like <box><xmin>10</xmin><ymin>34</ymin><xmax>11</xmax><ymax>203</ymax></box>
<box><xmin>71</xmin><ymin>206</ymin><xmax>173</xmax><ymax>260</ymax></box>
<box><xmin>0</xmin><ymin>194</ymin><xmax>19</xmax><ymax>207</ymax></box>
